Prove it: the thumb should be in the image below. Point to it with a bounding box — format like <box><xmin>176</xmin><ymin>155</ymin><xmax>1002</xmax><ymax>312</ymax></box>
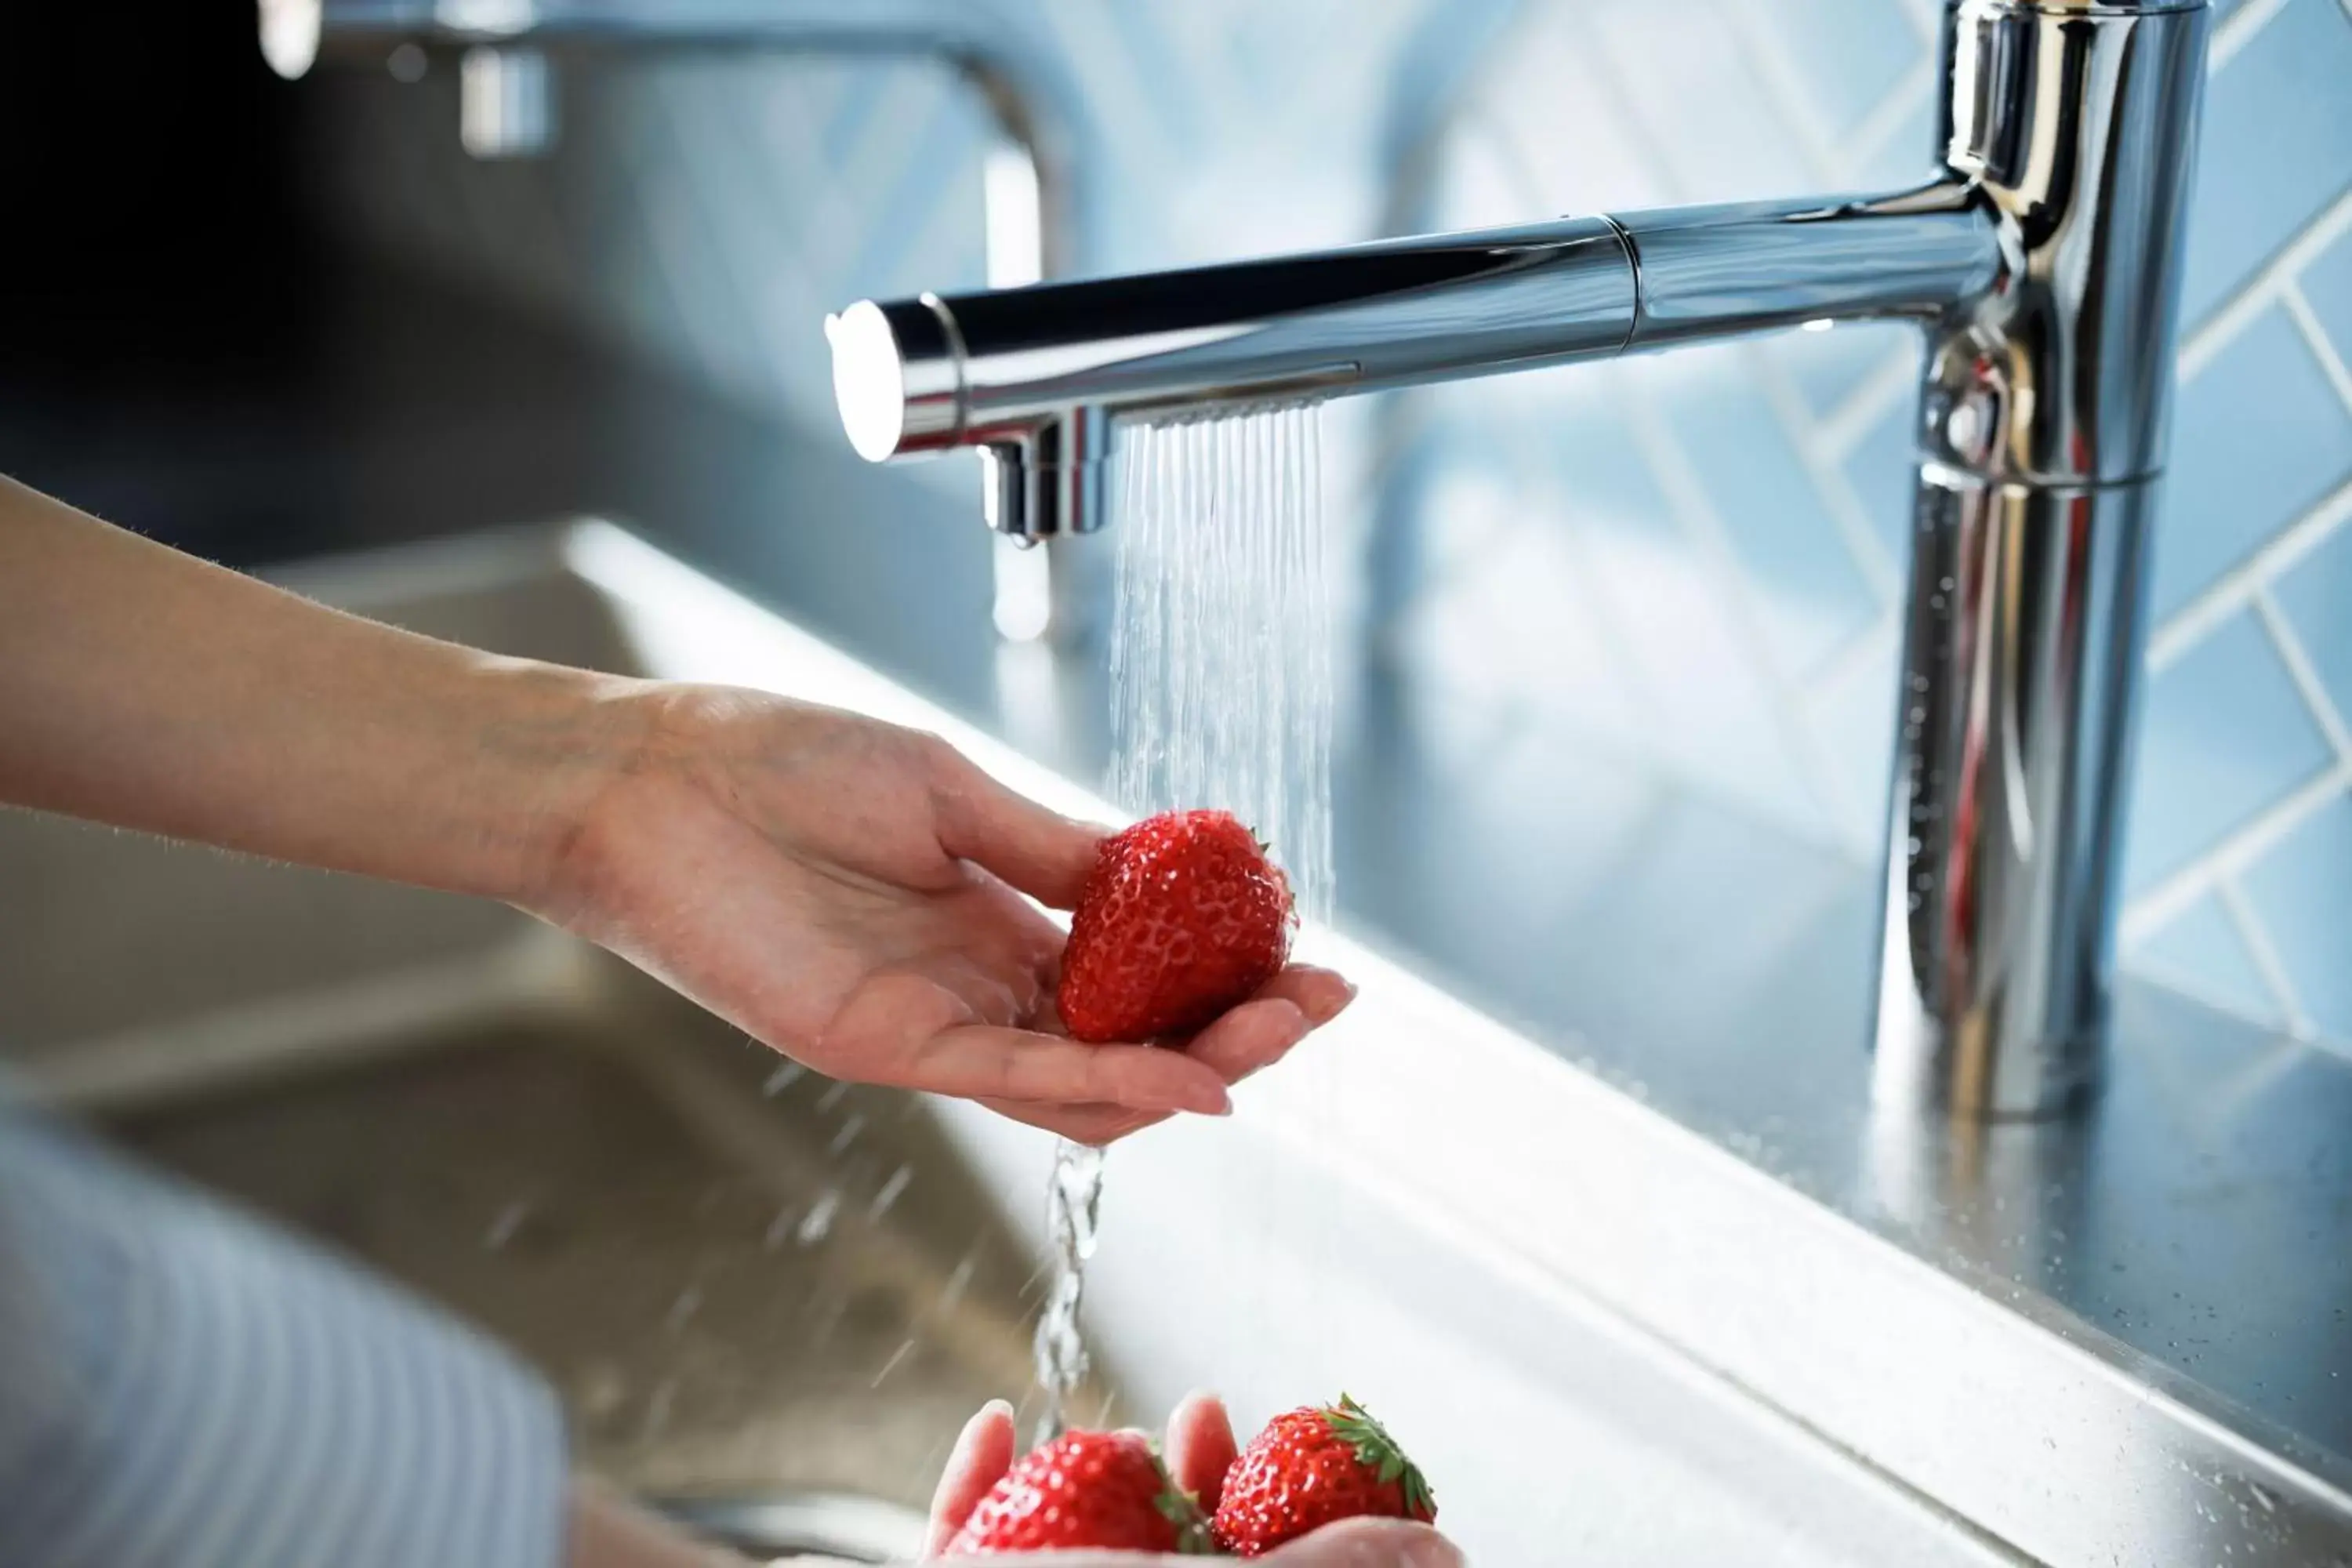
<box><xmin>1266</xmin><ymin>1519</ymin><xmax>1465</xmax><ymax>1568</ymax></box>
<box><xmin>927</xmin><ymin>746</ymin><xmax>1106</xmax><ymax>910</ymax></box>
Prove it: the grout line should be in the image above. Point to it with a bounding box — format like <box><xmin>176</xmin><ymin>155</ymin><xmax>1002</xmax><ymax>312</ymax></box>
<box><xmin>1477</xmin><ymin>101</ymin><xmax>1577</xmax><ymax>221</ymax></box>
<box><xmin>2147</xmin><ymin>475</ymin><xmax>2352</xmax><ymax>669</ymax></box>
<box><xmin>1748</xmin><ymin>345</ymin><xmax>1904</xmax><ymax>602</ymax></box>
<box><xmin>1570</xmin><ymin>4</ymin><xmax>1701</xmax><ymax>208</ymax></box>
<box><xmin>2177</xmin><ymin>185</ymin><xmax>2352</xmax><ymax>380</ymax></box>
<box><xmin>1722</xmin><ymin>0</ymin><xmax>1843</xmax><ymax>185</ymax></box>
<box><xmin>1893</xmin><ymin>0</ymin><xmax>1942</xmax><ymax>45</ymax></box>
<box><xmin>1818</xmin><ymin>344</ymin><xmax>1923</xmax><ymax>463</ymax></box>
<box><xmin>2120</xmin><ymin>941</ymin><xmax>2288</xmax><ymax>1031</ymax></box>
<box><xmin>2119</xmin><ymin>760</ymin><xmax>2350</xmax><ymax>943</ymax></box>
<box><xmin>2254</xmin><ymin>587</ymin><xmax>2352</xmax><ymax>766</ymax></box>
<box><xmin>2216</xmin><ymin>875</ymin><xmax>2316</xmax><ymax>1039</ymax></box>
<box><xmin>1835</xmin><ymin>55</ymin><xmax>1938</xmax><ymax>188</ymax></box>
<box><xmin>2281</xmin><ymin>280</ymin><xmax>2352</xmax><ymax>419</ymax></box>
<box><xmin>2209</xmin><ymin>0</ymin><xmax>2294</xmax><ymax>71</ymax></box>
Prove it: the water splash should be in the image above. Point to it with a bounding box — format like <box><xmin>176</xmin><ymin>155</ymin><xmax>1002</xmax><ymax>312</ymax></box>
<box><xmin>1031</xmin><ymin>402</ymin><xmax>1334</xmax><ymax>1447</ymax></box>
<box><xmin>1031</xmin><ymin>1139</ymin><xmax>1107</xmax><ymax>1445</ymax></box>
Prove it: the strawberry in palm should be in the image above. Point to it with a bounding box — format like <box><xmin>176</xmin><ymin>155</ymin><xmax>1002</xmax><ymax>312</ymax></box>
<box><xmin>946</xmin><ymin>1428</ymin><xmax>1214</xmax><ymax>1556</ymax></box>
<box><xmin>1211</xmin><ymin>1395</ymin><xmax>1438</xmax><ymax>1558</ymax></box>
<box><xmin>1057</xmin><ymin>808</ymin><xmax>1295</xmax><ymax>1044</ymax></box>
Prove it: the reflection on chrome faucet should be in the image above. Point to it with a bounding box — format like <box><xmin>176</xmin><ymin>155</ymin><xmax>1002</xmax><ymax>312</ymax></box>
<box><xmin>829</xmin><ymin>0</ymin><xmax>2213</xmax><ymax>1121</ymax></box>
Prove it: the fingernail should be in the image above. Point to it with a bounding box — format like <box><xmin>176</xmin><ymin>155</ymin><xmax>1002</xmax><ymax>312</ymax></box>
<box><xmin>1194</xmin><ymin>1083</ymin><xmax>1235</xmax><ymax>1116</ymax></box>
<box><xmin>953</xmin><ymin>1399</ymin><xmax>1011</xmax><ymax>1462</ymax></box>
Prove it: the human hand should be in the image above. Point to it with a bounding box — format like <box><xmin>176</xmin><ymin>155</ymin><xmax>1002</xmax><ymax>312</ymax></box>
<box><xmin>920</xmin><ymin>1396</ymin><xmax>1463</xmax><ymax>1566</ymax></box>
<box><xmin>534</xmin><ymin>687</ymin><xmax>1354</xmax><ymax>1145</ymax></box>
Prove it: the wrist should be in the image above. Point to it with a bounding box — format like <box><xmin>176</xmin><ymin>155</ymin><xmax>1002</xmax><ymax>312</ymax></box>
<box><xmin>469</xmin><ymin>659</ymin><xmax>663</xmax><ymax>914</ymax></box>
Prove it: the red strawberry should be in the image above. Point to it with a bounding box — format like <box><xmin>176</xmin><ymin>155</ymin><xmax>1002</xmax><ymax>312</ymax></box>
<box><xmin>946</xmin><ymin>1428</ymin><xmax>1213</xmax><ymax>1556</ymax></box>
<box><xmin>1057</xmin><ymin>808</ymin><xmax>1295</xmax><ymax>1044</ymax></box>
<box><xmin>1211</xmin><ymin>1396</ymin><xmax>1437</xmax><ymax>1558</ymax></box>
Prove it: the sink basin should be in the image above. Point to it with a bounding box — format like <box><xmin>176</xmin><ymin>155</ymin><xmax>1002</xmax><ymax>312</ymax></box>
<box><xmin>0</xmin><ymin>521</ymin><xmax>2081</xmax><ymax>1564</ymax></box>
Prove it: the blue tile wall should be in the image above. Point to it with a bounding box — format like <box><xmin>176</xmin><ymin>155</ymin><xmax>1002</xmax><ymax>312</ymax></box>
<box><xmin>2176</xmin><ymin>0</ymin><xmax>2352</xmax><ymax>325</ymax></box>
<box><xmin>2245</xmin><ymin>793</ymin><xmax>2352</xmax><ymax>1039</ymax></box>
<box><xmin>1397</xmin><ymin>0</ymin><xmax>2352</xmax><ymax>1044</ymax></box>
<box><xmin>316</xmin><ymin>0</ymin><xmax>2352</xmax><ymax>1044</ymax></box>
<box><xmin>2277</xmin><ymin>522</ymin><xmax>2352</xmax><ymax>723</ymax></box>
<box><xmin>2125</xmin><ymin>614</ymin><xmax>2334</xmax><ymax>895</ymax></box>
<box><xmin>2151</xmin><ymin>307</ymin><xmax>2352</xmax><ymax>621</ymax></box>
<box><xmin>2132</xmin><ymin>892</ymin><xmax>2282</xmax><ymax>1028</ymax></box>
<box><xmin>2306</xmin><ymin>228</ymin><xmax>2352</xmax><ymax>354</ymax></box>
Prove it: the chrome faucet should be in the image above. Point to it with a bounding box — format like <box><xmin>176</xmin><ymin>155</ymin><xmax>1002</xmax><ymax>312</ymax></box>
<box><xmin>829</xmin><ymin>0</ymin><xmax>2212</xmax><ymax>1120</ymax></box>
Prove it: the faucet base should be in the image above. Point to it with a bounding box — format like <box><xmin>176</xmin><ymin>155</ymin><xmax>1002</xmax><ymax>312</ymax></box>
<box><xmin>1871</xmin><ymin>471</ymin><xmax>2158</xmax><ymax>1120</ymax></box>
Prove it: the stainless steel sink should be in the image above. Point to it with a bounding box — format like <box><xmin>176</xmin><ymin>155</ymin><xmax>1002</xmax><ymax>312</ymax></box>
<box><xmin>19</xmin><ymin>519</ymin><xmax>2283</xmax><ymax>1566</ymax></box>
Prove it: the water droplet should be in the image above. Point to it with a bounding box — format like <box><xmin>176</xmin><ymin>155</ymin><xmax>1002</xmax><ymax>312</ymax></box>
<box><xmin>869</xmin><ymin>1163</ymin><xmax>914</xmax><ymax>1221</ymax></box>
<box><xmin>483</xmin><ymin>1199</ymin><xmax>532</xmax><ymax>1251</ymax></box>
<box><xmin>829</xmin><ymin>1112</ymin><xmax>866</xmax><ymax>1156</ymax></box>
<box><xmin>797</xmin><ymin>1189</ymin><xmax>842</xmax><ymax>1247</ymax></box>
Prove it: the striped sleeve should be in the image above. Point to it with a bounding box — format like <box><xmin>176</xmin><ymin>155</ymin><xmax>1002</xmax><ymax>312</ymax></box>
<box><xmin>0</xmin><ymin>1095</ymin><xmax>568</xmax><ymax>1568</ymax></box>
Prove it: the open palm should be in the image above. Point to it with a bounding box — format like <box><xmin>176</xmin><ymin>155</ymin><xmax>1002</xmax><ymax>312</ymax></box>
<box><xmin>535</xmin><ymin>686</ymin><xmax>1352</xmax><ymax>1144</ymax></box>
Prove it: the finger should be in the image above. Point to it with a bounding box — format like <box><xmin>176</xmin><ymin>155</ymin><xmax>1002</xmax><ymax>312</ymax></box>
<box><xmin>1253</xmin><ymin>964</ymin><xmax>1359</xmax><ymax>1029</ymax></box>
<box><xmin>1165</xmin><ymin>1392</ymin><xmax>1239</xmax><ymax>1512</ymax></box>
<box><xmin>929</xmin><ymin>748</ymin><xmax>1107</xmax><ymax>911</ymax></box>
<box><xmin>1179</xmin><ymin>998</ymin><xmax>1310</xmax><ymax>1084</ymax></box>
<box><xmin>911</xmin><ymin>1027</ymin><xmax>1232</xmax><ymax>1116</ymax></box>
<box><xmin>1265</xmin><ymin>1519</ymin><xmax>1464</xmax><ymax>1567</ymax></box>
<box><xmin>976</xmin><ymin>1098</ymin><xmax>1170</xmax><ymax>1145</ymax></box>
<box><xmin>924</xmin><ymin>1399</ymin><xmax>1018</xmax><ymax>1557</ymax></box>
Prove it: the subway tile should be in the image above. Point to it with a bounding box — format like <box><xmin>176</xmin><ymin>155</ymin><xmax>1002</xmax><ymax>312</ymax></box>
<box><xmin>2177</xmin><ymin>0</ymin><xmax>2352</xmax><ymax>325</ymax></box>
<box><xmin>1852</xmin><ymin>91</ymin><xmax>1940</xmax><ymax>191</ymax></box>
<box><xmin>2274</xmin><ymin>519</ymin><xmax>2352</xmax><ymax>729</ymax></box>
<box><xmin>2123</xmin><ymin>891</ymin><xmax>2285</xmax><ymax>1028</ymax></box>
<box><xmin>1560</xmin><ymin>514</ymin><xmax>1828</xmax><ymax>831</ymax></box>
<box><xmin>2300</xmin><ymin>225</ymin><xmax>2352</xmax><ymax>371</ymax></box>
<box><xmin>1748</xmin><ymin>0</ymin><xmax>1926</xmax><ymax>140</ymax></box>
<box><xmin>1543</xmin><ymin>390</ymin><xmax>1679</xmax><ymax>528</ymax></box>
<box><xmin>1658</xmin><ymin>360</ymin><xmax>1881</xmax><ymax>672</ymax></box>
<box><xmin>1413</xmin><ymin>514</ymin><xmax>1646</xmax><ymax>745</ymax></box>
<box><xmin>1478</xmin><ymin>6</ymin><xmax>1675</xmax><ymax>216</ymax></box>
<box><xmin>2242</xmin><ymin>788</ymin><xmax>2352</xmax><ymax>1040</ymax></box>
<box><xmin>2122</xmin><ymin>612</ymin><xmax>2336</xmax><ymax>894</ymax></box>
<box><xmin>1591</xmin><ymin>0</ymin><xmax>1817</xmax><ymax>202</ymax></box>
<box><xmin>2151</xmin><ymin>307</ymin><xmax>2352</xmax><ymax>622</ymax></box>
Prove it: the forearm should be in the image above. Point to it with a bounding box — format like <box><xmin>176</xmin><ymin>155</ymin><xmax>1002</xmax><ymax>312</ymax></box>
<box><xmin>0</xmin><ymin>476</ymin><xmax>637</xmax><ymax>902</ymax></box>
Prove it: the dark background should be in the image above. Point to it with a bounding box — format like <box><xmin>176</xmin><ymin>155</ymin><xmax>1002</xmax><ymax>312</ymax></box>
<box><xmin>0</xmin><ymin>3</ymin><xmax>1000</xmax><ymax>720</ymax></box>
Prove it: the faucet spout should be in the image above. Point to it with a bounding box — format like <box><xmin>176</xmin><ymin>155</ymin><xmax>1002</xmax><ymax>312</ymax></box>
<box><xmin>828</xmin><ymin>185</ymin><xmax>2002</xmax><ymax>537</ymax></box>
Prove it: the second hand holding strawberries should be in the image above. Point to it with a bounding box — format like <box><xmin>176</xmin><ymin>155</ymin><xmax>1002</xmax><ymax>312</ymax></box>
<box><xmin>924</xmin><ymin>1397</ymin><xmax>1461</xmax><ymax>1566</ymax></box>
